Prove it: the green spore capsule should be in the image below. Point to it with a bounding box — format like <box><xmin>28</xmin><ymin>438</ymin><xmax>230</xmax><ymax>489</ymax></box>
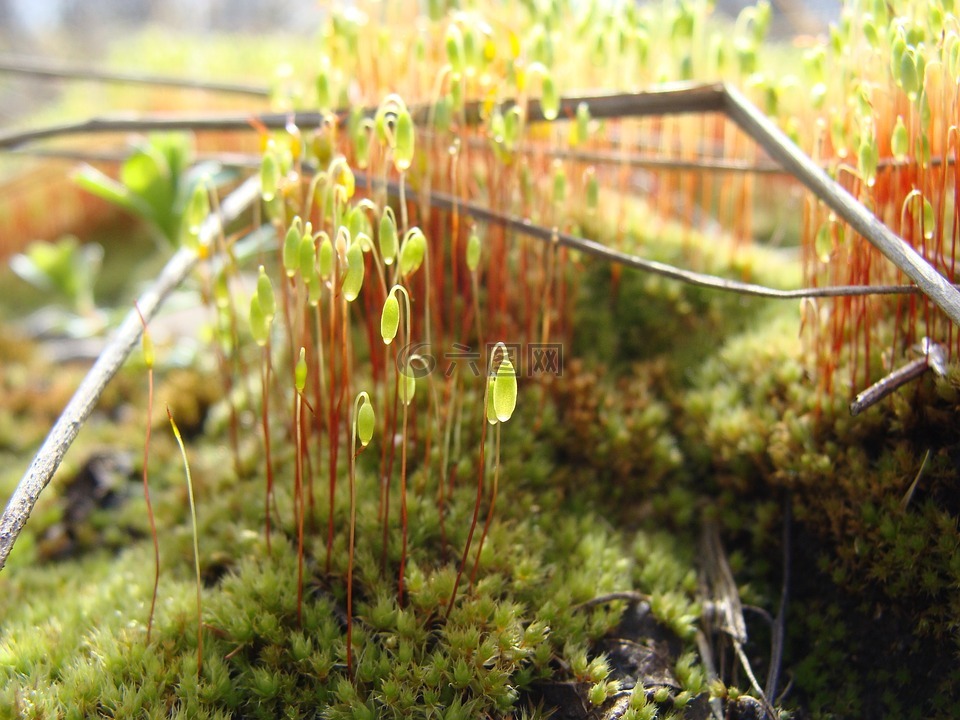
<box><xmin>402</xmin><ymin>372</ymin><xmax>417</xmax><ymax>405</ymax></box>
<box><xmin>214</xmin><ymin>270</ymin><xmax>230</xmax><ymax>309</ymax></box>
<box><xmin>394</xmin><ymin>110</ymin><xmax>415</xmax><ymax>172</ymax></box>
<box><xmin>249</xmin><ymin>295</ymin><xmax>269</xmax><ymax>347</ymax></box>
<box><xmin>357</xmin><ymin>396</ymin><xmax>375</xmax><ymax>447</ymax></box>
<box><xmin>283</xmin><ymin>221</ymin><xmax>302</xmax><ymax>277</ymax></box>
<box><xmin>446</xmin><ymin>23</ymin><xmax>465</xmax><ymax>74</ymax></box>
<box><xmin>399</xmin><ymin>228</ymin><xmax>427</xmax><ymax>276</ymax></box>
<box><xmin>354</xmin><ymin>122</ymin><xmax>371</xmax><ymax>169</ymax></box>
<box><xmin>466</xmin><ymin>227</ymin><xmax>481</xmax><ymax>272</ymax></box>
<box><xmin>493</xmin><ymin>356</ymin><xmax>517</xmax><ymax>422</ymax></box>
<box><xmin>858</xmin><ymin>133</ymin><xmax>878</xmax><ymax>188</ymax></box>
<box><xmin>574</xmin><ymin>101</ymin><xmax>590</xmax><ymax>146</ymax></box>
<box><xmin>318</xmin><ymin>234</ymin><xmax>334</xmax><ymax>279</ymax></box>
<box><xmin>922</xmin><ymin>197</ymin><xmax>935</xmax><ymax>240</ymax></box>
<box><xmin>257</xmin><ymin>265</ymin><xmax>276</xmax><ymax>319</ymax></box>
<box><xmin>316</xmin><ymin>68</ymin><xmax>332</xmax><ymax>110</ymax></box>
<box><xmin>585</xmin><ymin>167</ymin><xmax>599</xmax><ymax>213</ymax></box>
<box><xmin>300</xmin><ymin>229</ymin><xmax>316</xmax><ymax>277</ymax></box>
<box><xmin>295</xmin><ymin>347</ymin><xmax>307</xmax><ymax>393</ymax></box>
<box><xmin>541</xmin><ymin>72</ymin><xmax>560</xmax><ymax>121</ymax></box>
<box><xmin>260</xmin><ymin>148</ymin><xmax>280</xmax><ymax>203</ymax></box>
<box><xmin>380</xmin><ymin>207</ymin><xmax>398</xmax><ymax>265</ymax></box>
<box><xmin>552</xmin><ymin>162</ymin><xmax>567</xmax><ymax>205</ymax></box>
<box><xmin>381</xmin><ymin>292</ymin><xmax>400</xmax><ymax>344</ymax></box>
<box><xmin>342</xmin><ymin>241</ymin><xmax>365</xmax><ymax>302</ymax></box>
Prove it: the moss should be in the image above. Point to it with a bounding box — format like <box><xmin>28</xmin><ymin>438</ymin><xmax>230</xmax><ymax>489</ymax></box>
<box><xmin>0</xmin><ymin>366</ymin><xmax>713</xmax><ymax>717</ymax></box>
<box><xmin>679</xmin><ymin>307</ymin><xmax>960</xmax><ymax>717</ymax></box>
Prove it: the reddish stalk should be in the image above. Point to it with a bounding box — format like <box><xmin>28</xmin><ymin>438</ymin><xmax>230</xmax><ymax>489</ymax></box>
<box><xmin>261</xmin><ymin>342</ymin><xmax>274</xmax><ymax>555</ymax></box>
<box><xmin>446</xmin><ymin>369</ymin><xmax>492</xmax><ymax>618</ymax></box>
<box><xmin>469</xmin><ymin>421</ymin><xmax>501</xmax><ymax>589</ymax></box>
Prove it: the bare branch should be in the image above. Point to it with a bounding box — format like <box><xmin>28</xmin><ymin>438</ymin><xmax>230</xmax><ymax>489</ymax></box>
<box><xmin>0</xmin><ymin>54</ymin><xmax>270</xmax><ymax>96</ymax></box>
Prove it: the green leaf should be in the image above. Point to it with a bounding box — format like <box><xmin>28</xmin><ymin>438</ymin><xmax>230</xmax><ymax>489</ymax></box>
<box><xmin>73</xmin><ymin>165</ymin><xmax>155</xmax><ymax>221</ymax></box>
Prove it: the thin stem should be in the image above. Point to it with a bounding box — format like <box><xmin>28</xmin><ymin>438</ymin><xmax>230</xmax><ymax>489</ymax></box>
<box><xmin>295</xmin><ymin>391</ymin><xmax>305</xmax><ymax>627</ymax></box>
<box><xmin>469</xmin><ymin>421</ymin><xmax>500</xmax><ymax>588</ymax></box>
<box><xmin>261</xmin><ymin>343</ymin><xmax>274</xmax><ymax>555</ymax></box>
<box><xmin>135</xmin><ymin>304</ymin><xmax>160</xmax><ymax>645</ymax></box>
<box><xmin>447</xmin><ymin>347</ymin><xmax>499</xmax><ymax>618</ymax></box>
<box><xmin>167</xmin><ymin>408</ymin><xmax>203</xmax><ymax>678</ymax></box>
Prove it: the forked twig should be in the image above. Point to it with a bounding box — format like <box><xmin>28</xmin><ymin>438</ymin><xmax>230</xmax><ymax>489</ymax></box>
<box><xmin>0</xmin><ymin>176</ymin><xmax>260</xmax><ymax>572</ymax></box>
<box><xmin>849</xmin><ymin>338</ymin><xmax>948</xmax><ymax>416</ymax></box>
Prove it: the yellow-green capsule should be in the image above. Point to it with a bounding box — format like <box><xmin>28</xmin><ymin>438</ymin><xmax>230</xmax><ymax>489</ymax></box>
<box><xmin>891</xmin><ymin>116</ymin><xmax>908</xmax><ymax>160</ymax></box>
<box><xmin>318</xmin><ymin>234</ymin><xmax>334</xmax><ymax>279</ymax></box>
<box><xmin>574</xmin><ymin>102</ymin><xmax>590</xmax><ymax>146</ymax></box>
<box><xmin>354</xmin><ymin>122</ymin><xmax>371</xmax><ymax>169</ymax></box>
<box><xmin>380</xmin><ymin>207</ymin><xmax>398</xmax><ymax>265</ymax></box>
<box><xmin>214</xmin><ymin>270</ymin><xmax>230</xmax><ymax>309</ymax></box>
<box><xmin>399</xmin><ymin>370</ymin><xmax>416</xmax><ymax>405</ymax></box>
<box><xmin>900</xmin><ymin>49</ymin><xmax>920</xmax><ymax>99</ymax></box>
<box><xmin>541</xmin><ymin>72</ymin><xmax>560</xmax><ymax>121</ymax></box>
<box><xmin>381</xmin><ymin>292</ymin><xmax>400</xmax><ymax>345</ymax></box>
<box><xmin>283</xmin><ymin>221</ymin><xmax>302</xmax><ymax>277</ymax></box>
<box><xmin>552</xmin><ymin>162</ymin><xmax>567</xmax><ymax>205</ymax></box>
<box><xmin>394</xmin><ymin>110</ymin><xmax>415</xmax><ymax>173</ymax></box>
<box><xmin>922</xmin><ymin>197</ymin><xmax>935</xmax><ymax>240</ymax></box>
<box><xmin>466</xmin><ymin>227</ymin><xmax>481</xmax><ymax>273</ymax></box>
<box><xmin>585</xmin><ymin>167</ymin><xmax>599</xmax><ymax>214</ymax></box>
<box><xmin>261</xmin><ymin>148</ymin><xmax>280</xmax><ymax>203</ymax></box>
<box><xmin>858</xmin><ymin>134</ymin><xmax>878</xmax><ymax>188</ymax></box>
<box><xmin>493</xmin><ymin>357</ymin><xmax>517</xmax><ymax>423</ymax></box>
<box><xmin>249</xmin><ymin>294</ymin><xmax>269</xmax><ymax>347</ymax></box>
<box><xmin>316</xmin><ymin>68</ymin><xmax>332</xmax><ymax>110</ymax></box>
<box><xmin>257</xmin><ymin>265</ymin><xmax>276</xmax><ymax>319</ymax></box>
<box><xmin>342</xmin><ymin>241</ymin><xmax>365</xmax><ymax>302</ymax></box>
<box><xmin>295</xmin><ymin>347</ymin><xmax>307</xmax><ymax>393</ymax></box>
<box><xmin>399</xmin><ymin>229</ymin><xmax>427</xmax><ymax>277</ymax></box>
<box><xmin>446</xmin><ymin>23</ymin><xmax>465</xmax><ymax>74</ymax></box>
<box><xmin>357</xmin><ymin>396</ymin><xmax>375</xmax><ymax>446</ymax></box>
<box><xmin>300</xmin><ymin>230</ymin><xmax>316</xmax><ymax>277</ymax></box>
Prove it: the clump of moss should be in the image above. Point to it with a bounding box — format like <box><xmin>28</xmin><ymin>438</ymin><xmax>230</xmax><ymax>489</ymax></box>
<box><xmin>680</xmin><ymin>308</ymin><xmax>960</xmax><ymax>717</ymax></box>
<box><xmin>0</xmin><ymin>380</ymin><xmax>714</xmax><ymax>718</ymax></box>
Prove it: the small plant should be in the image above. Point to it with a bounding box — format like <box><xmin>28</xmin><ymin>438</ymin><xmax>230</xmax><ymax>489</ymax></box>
<box><xmin>10</xmin><ymin>235</ymin><xmax>103</xmax><ymax>324</ymax></box>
